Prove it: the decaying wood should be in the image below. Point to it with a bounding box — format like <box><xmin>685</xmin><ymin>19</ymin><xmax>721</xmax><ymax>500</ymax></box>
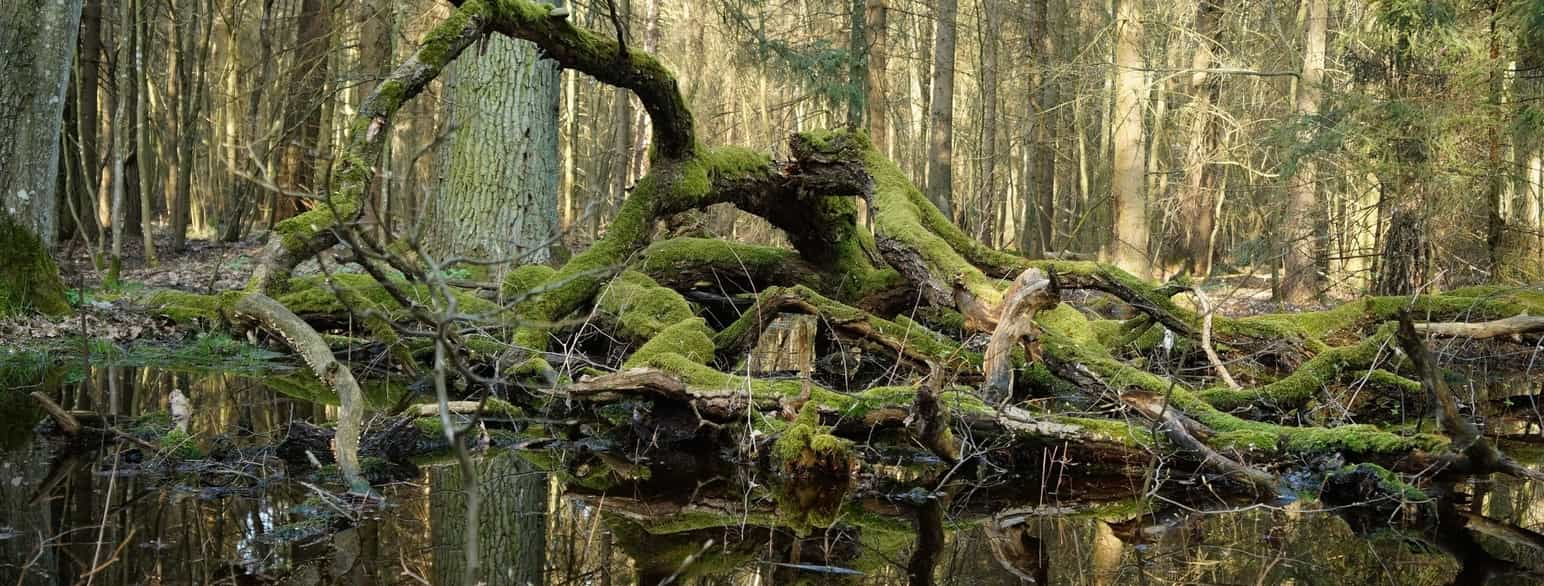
<box><xmin>31</xmin><ymin>391</ymin><xmax>81</xmax><ymax>435</ymax></box>
<box><xmin>748</xmin><ymin>313</ymin><xmax>818</xmax><ymax>375</ymax></box>
<box><xmin>234</xmin><ymin>293</ymin><xmax>370</xmax><ymax>493</ymax></box>
<box><xmin>981</xmin><ymin>268</ymin><xmax>1060</xmax><ymax>402</ymax></box>
<box><xmin>1415</xmin><ymin>314</ymin><xmax>1544</xmax><ymax>340</ymax></box>
<box><xmin>1191</xmin><ymin>287</ymin><xmax>1240</xmax><ymax>389</ymax></box>
<box><xmin>1395</xmin><ymin>312</ymin><xmax>1542</xmax><ymax>480</ymax></box>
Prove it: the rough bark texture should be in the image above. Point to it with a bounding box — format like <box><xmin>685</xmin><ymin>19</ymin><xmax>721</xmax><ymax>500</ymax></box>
<box><xmin>0</xmin><ymin>0</ymin><xmax>80</xmax><ymax>316</ymax></box>
<box><xmin>0</xmin><ymin>0</ymin><xmax>84</xmax><ymax>248</ymax></box>
<box><xmin>429</xmin><ymin>33</ymin><xmax>561</xmax><ymax>269</ymax></box>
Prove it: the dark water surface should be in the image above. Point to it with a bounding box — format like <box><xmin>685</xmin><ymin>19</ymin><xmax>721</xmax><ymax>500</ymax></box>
<box><xmin>2</xmin><ymin>367</ymin><xmax>1543</xmax><ymax>585</ymax></box>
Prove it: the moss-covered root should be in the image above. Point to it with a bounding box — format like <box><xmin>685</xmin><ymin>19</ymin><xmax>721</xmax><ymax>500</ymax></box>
<box><xmin>713</xmin><ymin>285</ymin><xmax>976</xmax><ymax>371</ymax></box>
<box><xmin>637</xmin><ymin>237</ymin><xmax>824</xmax><ymax>294</ymax></box>
<box><xmin>1198</xmin><ymin>324</ymin><xmax>1403</xmax><ymax>412</ymax></box>
<box><xmin>774</xmin><ymin>403</ymin><xmax>855</xmax><ymax>478</ymax></box>
<box><xmin>248</xmin><ymin>0</ymin><xmax>491</xmax><ymax>294</ymax></box>
<box><xmin>1035</xmin><ymin>309</ymin><xmax>1450</xmax><ymax>467</ymax></box>
<box><xmin>0</xmin><ymin>211</ymin><xmax>69</xmax><ymax>317</ymax></box>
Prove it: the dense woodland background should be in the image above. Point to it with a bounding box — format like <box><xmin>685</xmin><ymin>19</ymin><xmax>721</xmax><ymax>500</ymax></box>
<box><xmin>10</xmin><ymin>0</ymin><xmax>1544</xmax><ymax>301</ymax></box>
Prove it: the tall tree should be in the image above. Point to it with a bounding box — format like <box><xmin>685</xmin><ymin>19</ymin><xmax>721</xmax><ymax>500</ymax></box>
<box><xmin>427</xmin><ymin>33</ymin><xmax>562</xmax><ymax>271</ymax></box>
<box><xmin>1280</xmin><ymin>0</ymin><xmax>1327</xmax><ymax>301</ymax></box>
<box><xmin>169</xmin><ymin>0</ymin><xmax>213</xmax><ymax>252</ymax></box>
<box><xmin>1176</xmin><ymin>0</ymin><xmax>1223</xmax><ymax>278</ymax></box>
<box><xmin>134</xmin><ymin>0</ymin><xmax>157</xmax><ymax>266</ymax></box>
<box><xmin>0</xmin><ymin>0</ymin><xmax>79</xmax><ymax>315</ymax></box>
<box><xmin>1109</xmin><ymin>0</ymin><xmax>1150</xmax><ymax>277</ymax></box>
<box><xmin>925</xmin><ymin>0</ymin><xmax>958</xmax><ymax>219</ymax></box>
<box><xmin>864</xmin><ymin>0</ymin><xmax>889</xmax><ymax>151</ymax></box>
<box><xmin>274</xmin><ymin>0</ymin><xmax>330</xmax><ymax>223</ymax></box>
<box><xmin>1021</xmin><ymin>0</ymin><xmax>1057</xmax><ymax>256</ymax></box>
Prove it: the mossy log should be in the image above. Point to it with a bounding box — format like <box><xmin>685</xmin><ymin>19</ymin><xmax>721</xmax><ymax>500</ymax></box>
<box><xmin>121</xmin><ymin>0</ymin><xmax>1544</xmax><ymax>501</ymax></box>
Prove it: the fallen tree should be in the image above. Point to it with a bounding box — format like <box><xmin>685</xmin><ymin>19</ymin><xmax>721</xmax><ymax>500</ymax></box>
<box><xmin>132</xmin><ymin>0</ymin><xmax>1544</xmax><ymax>502</ymax></box>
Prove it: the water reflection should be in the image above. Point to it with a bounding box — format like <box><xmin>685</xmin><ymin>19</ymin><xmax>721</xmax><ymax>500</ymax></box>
<box><xmin>3</xmin><ymin>367</ymin><xmax>1544</xmax><ymax>584</ymax></box>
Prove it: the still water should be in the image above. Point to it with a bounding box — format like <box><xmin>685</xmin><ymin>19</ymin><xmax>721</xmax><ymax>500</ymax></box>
<box><xmin>2</xmin><ymin>367</ymin><xmax>1543</xmax><ymax>585</ymax></box>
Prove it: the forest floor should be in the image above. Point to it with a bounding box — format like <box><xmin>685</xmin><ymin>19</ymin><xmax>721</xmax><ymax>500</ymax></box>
<box><xmin>3</xmin><ymin>232</ymin><xmax>1323</xmax><ymax>348</ymax></box>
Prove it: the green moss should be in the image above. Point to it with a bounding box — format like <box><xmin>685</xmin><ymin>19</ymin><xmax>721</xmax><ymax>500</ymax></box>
<box><xmin>276</xmin><ymin>274</ymin><xmax>503</xmax><ymax>324</ymax></box>
<box><xmin>0</xmin><ymin>211</ymin><xmax>69</xmax><ymax>317</ymax></box>
<box><xmin>1200</xmin><ymin>325</ymin><xmax>1396</xmax><ymax>411</ymax></box>
<box><xmin>623</xmin><ymin>317</ymin><xmax>714</xmax><ymax>368</ymax></box>
<box><xmin>500</xmin><ymin>264</ymin><xmax>556</xmax><ymax>300</ymax></box>
<box><xmin>595</xmin><ymin>270</ymin><xmax>696</xmax><ymax>342</ymax></box>
<box><xmin>714</xmin><ymin>285</ymin><xmax>976</xmax><ymax>368</ymax></box>
<box><xmin>1329</xmin><ymin>463</ymin><xmax>1428</xmax><ymax>503</ymax></box>
<box><xmin>773</xmin><ymin>403</ymin><xmax>853</xmax><ymax>474</ymax></box>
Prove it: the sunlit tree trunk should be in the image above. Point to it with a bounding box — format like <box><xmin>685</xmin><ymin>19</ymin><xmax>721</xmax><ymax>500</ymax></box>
<box><xmin>864</xmin><ymin>0</ymin><xmax>889</xmax><ymax>152</ymax></box>
<box><xmin>1281</xmin><ymin>0</ymin><xmax>1326</xmax><ymax>301</ymax></box>
<box><xmin>428</xmin><ymin>33</ymin><xmax>561</xmax><ymax>272</ymax></box>
<box><xmin>925</xmin><ymin>0</ymin><xmax>957</xmax><ymax>219</ymax></box>
<box><xmin>1109</xmin><ymin>0</ymin><xmax>1149</xmax><ymax>277</ymax></box>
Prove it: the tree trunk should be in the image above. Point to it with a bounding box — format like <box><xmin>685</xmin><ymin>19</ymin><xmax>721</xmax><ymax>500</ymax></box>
<box><xmin>221</xmin><ymin>0</ymin><xmax>276</xmax><ymax>243</ymax></box>
<box><xmin>108</xmin><ymin>0</ymin><xmax>132</xmax><ymax>283</ymax></box>
<box><xmin>274</xmin><ymin>0</ymin><xmax>329</xmax><ymax>223</ymax></box>
<box><xmin>0</xmin><ymin>0</ymin><xmax>85</xmax><ymax>249</ymax></box>
<box><xmin>1281</xmin><ymin>0</ymin><xmax>1326</xmax><ymax>301</ymax></box>
<box><xmin>1177</xmin><ymin>0</ymin><xmax>1222</xmax><ymax>278</ymax></box>
<box><xmin>75</xmin><ymin>0</ymin><xmax>104</xmax><ymax>243</ymax></box>
<box><xmin>134</xmin><ymin>0</ymin><xmax>157</xmax><ymax>266</ymax></box>
<box><xmin>0</xmin><ymin>0</ymin><xmax>78</xmax><ymax>316</ymax></box>
<box><xmin>429</xmin><ymin>34</ymin><xmax>562</xmax><ymax>272</ymax></box>
<box><xmin>924</xmin><ymin>0</ymin><xmax>957</xmax><ymax>220</ymax></box>
<box><xmin>1109</xmin><ymin>0</ymin><xmax>1149</xmax><ymax>277</ymax></box>
<box><xmin>864</xmin><ymin>0</ymin><xmax>889</xmax><ymax>152</ymax></box>
<box><xmin>976</xmin><ymin>0</ymin><xmax>1000</xmax><ymax>244</ymax></box>
<box><xmin>1021</xmin><ymin>0</ymin><xmax>1056</xmax><ymax>256</ymax></box>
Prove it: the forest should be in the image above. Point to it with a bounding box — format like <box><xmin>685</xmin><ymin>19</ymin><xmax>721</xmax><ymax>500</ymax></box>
<box><xmin>6</xmin><ymin>0</ymin><xmax>1544</xmax><ymax>583</ymax></box>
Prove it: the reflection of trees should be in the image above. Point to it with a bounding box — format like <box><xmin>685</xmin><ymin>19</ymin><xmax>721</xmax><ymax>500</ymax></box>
<box><xmin>430</xmin><ymin>450</ymin><xmax>548</xmax><ymax>585</ymax></box>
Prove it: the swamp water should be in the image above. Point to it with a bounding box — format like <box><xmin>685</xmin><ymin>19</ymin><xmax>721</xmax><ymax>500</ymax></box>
<box><xmin>1</xmin><ymin>366</ymin><xmax>1543</xmax><ymax>585</ymax></box>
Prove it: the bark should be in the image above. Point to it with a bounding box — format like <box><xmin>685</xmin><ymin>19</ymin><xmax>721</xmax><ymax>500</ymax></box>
<box><xmin>1281</xmin><ymin>0</ymin><xmax>1326</xmax><ymax>301</ymax></box>
<box><xmin>1109</xmin><ymin>0</ymin><xmax>1149</xmax><ymax>277</ymax></box>
<box><xmin>924</xmin><ymin>0</ymin><xmax>957</xmax><ymax>219</ymax></box>
<box><xmin>864</xmin><ymin>0</ymin><xmax>889</xmax><ymax>151</ymax></box>
<box><xmin>431</xmin><ymin>451</ymin><xmax>547</xmax><ymax>586</ymax></box>
<box><xmin>429</xmin><ymin>33</ymin><xmax>560</xmax><ymax>269</ymax></box>
<box><xmin>0</xmin><ymin>0</ymin><xmax>84</xmax><ymax>248</ymax></box>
